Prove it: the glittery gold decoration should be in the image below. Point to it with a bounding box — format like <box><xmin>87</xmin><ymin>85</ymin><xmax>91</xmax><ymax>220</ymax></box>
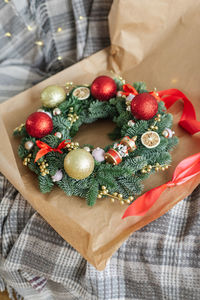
<box><xmin>141</xmin><ymin>162</ymin><xmax>169</xmax><ymax>173</ymax></box>
<box><xmin>141</xmin><ymin>131</ymin><xmax>160</xmax><ymax>148</ymax></box>
<box><xmin>65</xmin><ymin>81</ymin><xmax>74</xmax><ymax>94</ymax></box>
<box><xmin>41</xmin><ymin>85</ymin><xmax>66</xmax><ymax>108</ymax></box>
<box><xmin>64</xmin><ymin>149</ymin><xmax>94</xmax><ymax>180</ymax></box>
<box><xmin>37</xmin><ymin>159</ymin><xmax>49</xmax><ymax>176</ymax></box>
<box><xmin>148</xmin><ymin>114</ymin><xmax>161</xmax><ymax>131</ymax></box>
<box><xmin>67</xmin><ymin>112</ymin><xmax>79</xmax><ymax>125</ymax></box>
<box><xmin>57</xmin><ymin>27</ymin><xmax>62</xmax><ymax>32</ymax></box>
<box><xmin>14</xmin><ymin>123</ymin><xmax>25</xmax><ymax>132</ymax></box>
<box><xmin>97</xmin><ymin>186</ymin><xmax>134</xmax><ymax>205</ymax></box>
<box><xmin>65</xmin><ymin>141</ymin><xmax>79</xmax><ymax>151</ymax></box>
<box><xmin>23</xmin><ymin>153</ymin><xmax>32</xmax><ymax>166</ymax></box>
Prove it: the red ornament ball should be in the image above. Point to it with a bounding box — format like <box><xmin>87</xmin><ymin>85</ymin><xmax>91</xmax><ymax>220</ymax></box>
<box><xmin>26</xmin><ymin>112</ymin><xmax>53</xmax><ymax>138</ymax></box>
<box><xmin>131</xmin><ymin>93</ymin><xmax>158</xmax><ymax>120</ymax></box>
<box><xmin>91</xmin><ymin>75</ymin><xmax>117</xmax><ymax>101</ymax></box>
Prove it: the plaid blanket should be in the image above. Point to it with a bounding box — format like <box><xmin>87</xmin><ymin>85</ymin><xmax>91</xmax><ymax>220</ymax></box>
<box><xmin>0</xmin><ymin>1</ymin><xmax>200</xmax><ymax>299</ymax></box>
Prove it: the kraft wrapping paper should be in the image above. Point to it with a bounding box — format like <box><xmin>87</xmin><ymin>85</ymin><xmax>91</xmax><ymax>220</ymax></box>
<box><xmin>0</xmin><ymin>0</ymin><xmax>199</xmax><ymax>270</ymax></box>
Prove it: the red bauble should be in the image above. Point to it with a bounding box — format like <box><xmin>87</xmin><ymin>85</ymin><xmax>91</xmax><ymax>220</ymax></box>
<box><xmin>91</xmin><ymin>75</ymin><xmax>117</xmax><ymax>101</ymax></box>
<box><xmin>131</xmin><ymin>93</ymin><xmax>158</xmax><ymax>120</ymax></box>
<box><xmin>26</xmin><ymin>112</ymin><xmax>53</xmax><ymax>138</ymax></box>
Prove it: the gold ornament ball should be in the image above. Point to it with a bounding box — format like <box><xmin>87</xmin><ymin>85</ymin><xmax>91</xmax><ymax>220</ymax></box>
<box><xmin>64</xmin><ymin>149</ymin><xmax>95</xmax><ymax>180</ymax></box>
<box><xmin>41</xmin><ymin>85</ymin><xmax>66</xmax><ymax>108</ymax></box>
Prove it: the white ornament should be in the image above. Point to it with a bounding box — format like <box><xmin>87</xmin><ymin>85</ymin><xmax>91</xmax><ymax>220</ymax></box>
<box><xmin>126</xmin><ymin>106</ymin><xmax>131</xmax><ymax>112</ymax></box>
<box><xmin>51</xmin><ymin>170</ymin><xmax>63</xmax><ymax>182</ymax></box>
<box><xmin>117</xmin><ymin>91</ymin><xmax>122</xmax><ymax>97</ymax></box>
<box><xmin>162</xmin><ymin>128</ymin><xmax>175</xmax><ymax>138</ymax></box>
<box><xmin>24</xmin><ymin>140</ymin><xmax>34</xmax><ymax>150</ymax></box>
<box><xmin>54</xmin><ymin>132</ymin><xmax>62</xmax><ymax>138</ymax></box>
<box><xmin>92</xmin><ymin>147</ymin><xmax>105</xmax><ymax>162</ymax></box>
<box><xmin>37</xmin><ymin>109</ymin><xmax>52</xmax><ymax>118</ymax></box>
<box><xmin>83</xmin><ymin>146</ymin><xmax>91</xmax><ymax>152</ymax></box>
<box><xmin>126</xmin><ymin>94</ymin><xmax>135</xmax><ymax>102</ymax></box>
<box><xmin>127</xmin><ymin>120</ymin><xmax>135</xmax><ymax>127</ymax></box>
<box><xmin>53</xmin><ymin>107</ymin><xmax>61</xmax><ymax>116</ymax></box>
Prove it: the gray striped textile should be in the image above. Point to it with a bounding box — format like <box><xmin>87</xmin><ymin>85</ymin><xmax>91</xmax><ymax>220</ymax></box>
<box><xmin>0</xmin><ymin>1</ymin><xmax>200</xmax><ymax>299</ymax></box>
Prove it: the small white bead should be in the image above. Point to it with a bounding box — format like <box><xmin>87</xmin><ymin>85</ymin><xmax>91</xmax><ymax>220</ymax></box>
<box><xmin>83</xmin><ymin>146</ymin><xmax>90</xmax><ymax>152</ymax></box>
<box><xmin>55</xmin><ymin>132</ymin><xmax>62</xmax><ymax>138</ymax></box>
<box><xmin>25</xmin><ymin>141</ymin><xmax>34</xmax><ymax>150</ymax></box>
<box><xmin>128</xmin><ymin>120</ymin><xmax>135</xmax><ymax>127</ymax></box>
<box><xmin>53</xmin><ymin>107</ymin><xmax>61</xmax><ymax>116</ymax></box>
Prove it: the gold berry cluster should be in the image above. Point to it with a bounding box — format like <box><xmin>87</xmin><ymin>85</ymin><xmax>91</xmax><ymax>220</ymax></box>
<box><xmin>65</xmin><ymin>141</ymin><xmax>79</xmax><ymax>151</ymax></box>
<box><xmin>67</xmin><ymin>107</ymin><xmax>79</xmax><ymax>124</ymax></box>
<box><xmin>37</xmin><ymin>159</ymin><xmax>49</xmax><ymax>176</ymax></box>
<box><xmin>97</xmin><ymin>186</ymin><xmax>134</xmax><ymax>205</ymax></box>
<box><xmin>148</xmin><ymin>114</ymin><xmax>161</xmax><ymax>131</ymax></box>
<box><xmin>23</xmin><ymin>153</ymin><xmax>32</xmax><ymax>166</ymax></box>
<box><xmin>65</xmin><ymin>81</ymin><xmax>74</xmax><ymax>94</ymax></box>
<box><xmin>14</xmin><ymin>123</ymin><xmax>25</xmax><ymax>132</ymax></box>
<box><xmin>141</xmin><ymin>162</ymin><xmax>169</xmax><ymax>173</ymax></box>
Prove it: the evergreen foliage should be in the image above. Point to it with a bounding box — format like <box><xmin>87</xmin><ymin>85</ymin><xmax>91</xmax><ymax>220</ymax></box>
<box><xmin>14</xmin><ymin>80</ymin><xmax>178</xmax><ymax>206</ymax></box>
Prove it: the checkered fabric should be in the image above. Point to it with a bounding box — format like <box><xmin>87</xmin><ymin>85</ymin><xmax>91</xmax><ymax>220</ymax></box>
<box><xmin>0</xmin><ymin>1</ymin><xmax>200</xmax><ymax>299</ymax></box>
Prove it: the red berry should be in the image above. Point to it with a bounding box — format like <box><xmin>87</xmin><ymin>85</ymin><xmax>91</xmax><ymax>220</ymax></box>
<box><xmin>131</xmin><ymin>93</ymin><xmax>158</xmax><ymax>120</ymax></box>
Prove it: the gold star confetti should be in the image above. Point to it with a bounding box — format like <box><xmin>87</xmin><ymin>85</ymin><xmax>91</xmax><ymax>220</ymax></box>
<box><xmin>35</xmin><ymin>40</ymin><xmax>44</xmax><ymax>46</ymax></box>
<box><xmin>57</xmin><ymin>27</ymin><xmax>62</xmax><ymax>32</ymax></box>
<box><xmin>5</xmin><ymin>32</ymin><xmax>12</xmax><ymax>37</ymax></box>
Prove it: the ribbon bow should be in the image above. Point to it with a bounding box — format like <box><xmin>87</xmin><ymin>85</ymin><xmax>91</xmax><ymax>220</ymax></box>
<box><xmin>34</xmin><ymin>139</ymin><xmax>70</xmax><ymax>162</ymax></box>
<box><xmin>120</xmin><ymin>84</ymin><xmax>161</xmax><ymax>101</ymax></box>
<box><xmin>123</xmin><ymin>152</ymin><xmax>200</xmax><ymax>218</ymax></box>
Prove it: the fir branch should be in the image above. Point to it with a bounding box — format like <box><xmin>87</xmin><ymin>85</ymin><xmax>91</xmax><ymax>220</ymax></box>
<box><xmin>56</xmin><ymin>173</ymin><xmax>73</xmax><ymax>196</ymax></box>
<box><xmin>86</xmin><ymin>178</ymin><xmax>99</xmax><ymax>206</ymax></box>
<box><xmin>38</xmin><ymin>174</ymin><xmax>54</xmax><ymax>193</ymax></box>
<box><xmin>133</xmin><ymin>82</ymin><xmax>148</xmax><ymax>93</ymax></box>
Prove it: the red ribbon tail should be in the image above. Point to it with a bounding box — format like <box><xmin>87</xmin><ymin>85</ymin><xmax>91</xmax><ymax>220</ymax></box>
<box><xmin>122</xmin><ymin>184</ymin><xmax>168</xmax><ymax>218</ymax></box>
<box><xmin>158</xmin><ymin>89</ymin><xmax>200</xmax><ymax>135</ymax></box>
<box><xmin>34</xmin><ymin>149</ymin><xmax>51</xmax><ymax>162</ymax></box>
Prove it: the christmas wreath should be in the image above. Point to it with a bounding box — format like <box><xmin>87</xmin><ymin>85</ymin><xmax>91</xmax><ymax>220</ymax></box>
<box><xmin>13</xmin><ymin>75</ymin><xmax>178</xmax><ymax>206</ymax></box>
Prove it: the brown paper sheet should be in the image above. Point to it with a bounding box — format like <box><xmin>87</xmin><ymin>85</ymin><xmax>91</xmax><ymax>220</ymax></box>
<box><xmin>0</xmin><ymin>0</ymin><xmax>200</xmax><ymax>270</ymax></box>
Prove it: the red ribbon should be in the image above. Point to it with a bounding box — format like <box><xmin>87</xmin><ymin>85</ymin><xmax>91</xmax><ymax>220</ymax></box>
<box><xmin>34</xmin><ymin>140</ymin><xmax>70</xmax><ymax>162</ymax></box>
<box><xmin>121</xmin><ymin>84</ymin><xmax>138</xmax><ymax>96</ymax></box>
<box><xmin>120</xmin><ymin>84</ymin><xmax>161</xmax><ymax>102</ymax></box>
<box><xmin>158</xmin><ymin>89</ymin><xmax>200</xmax><ymax>135</ymax></box>
<box><xmin>122</xmin><ymin>88</ymin><xmax>200</xmax><ymax>218</ymax></box>
<box><xmin>122</xmin><ymin>152</ymin><xmax>200</xmax><ymax>218</ymax></box>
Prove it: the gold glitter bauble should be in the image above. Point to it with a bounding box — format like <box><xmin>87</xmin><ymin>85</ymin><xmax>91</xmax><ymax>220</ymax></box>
<box><xmin>41</xmin><ymin>85</ymin><xmax>66</xmax><ymax>108</ymax></box>
<box><xmin>64</xmin><ymin>149</ymin><xmax>95</xmax><ymax>180</ymax></box>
